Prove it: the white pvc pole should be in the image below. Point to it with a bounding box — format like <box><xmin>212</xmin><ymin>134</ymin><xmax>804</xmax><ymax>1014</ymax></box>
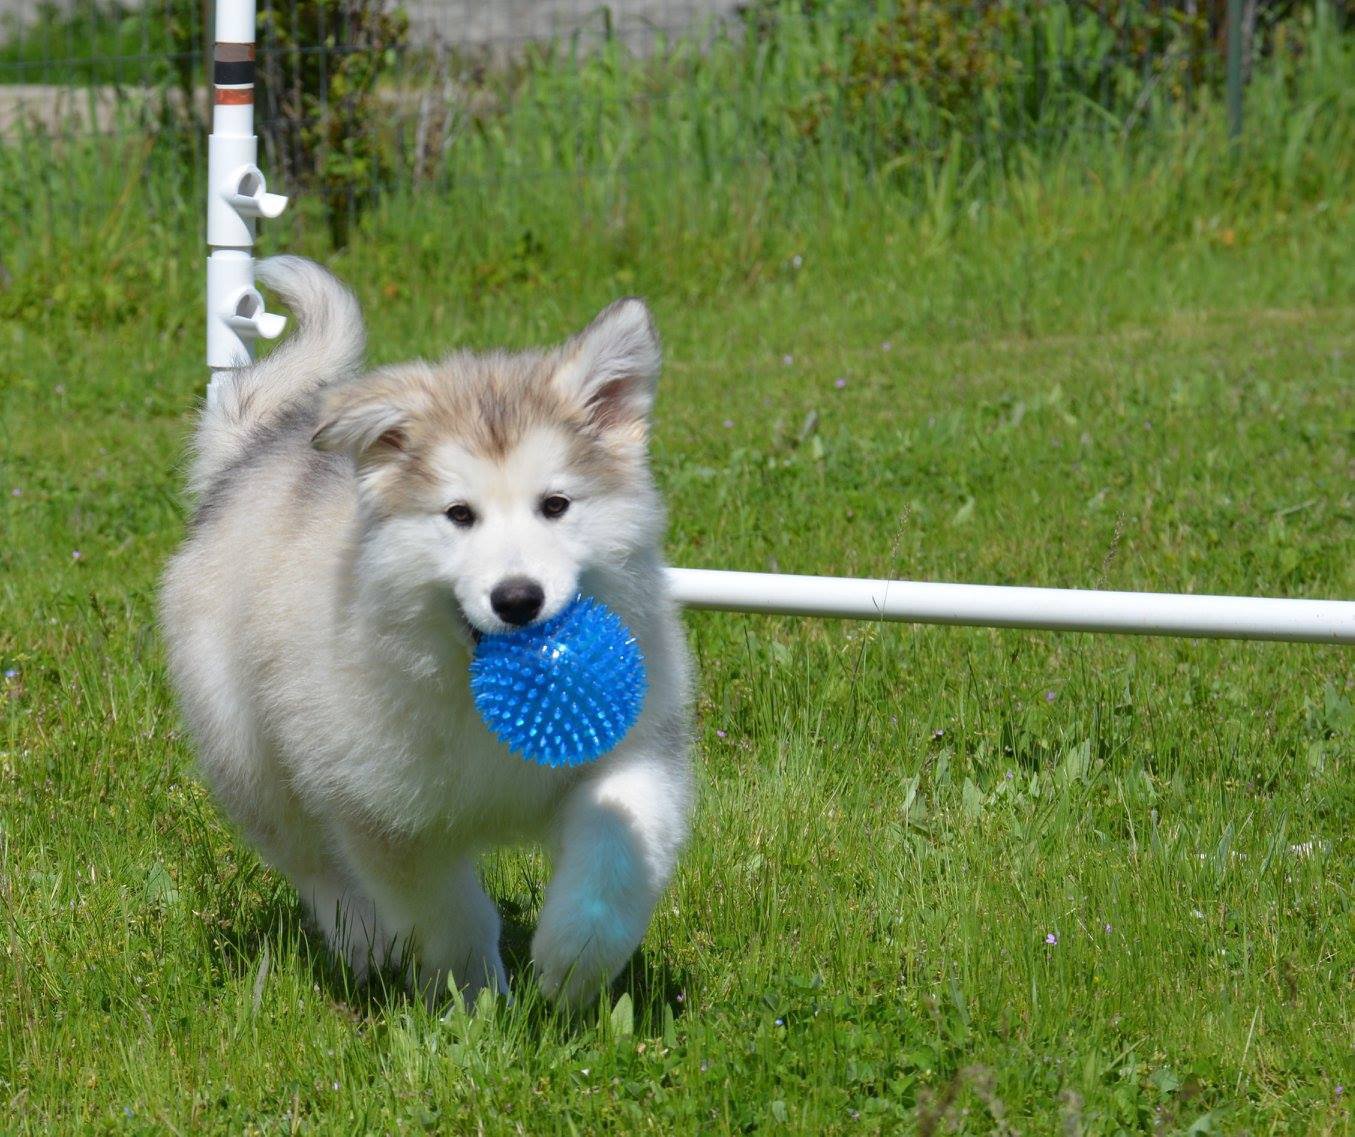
<box><xmin>666</xmin><ymin>568</ymin><xmax>1355</xmax><ymax>645</ymax></box>
<box><xmin>206</xmin><ymin>0</ymin><xmax>287</xmax><ymax>402</ymax></box>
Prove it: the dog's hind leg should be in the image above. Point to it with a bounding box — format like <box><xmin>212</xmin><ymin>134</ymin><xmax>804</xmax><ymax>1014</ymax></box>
<box><xmin>412</xmin><ymin>857</ymin><xmax>510</xmax><ymax>1008</ymax></box>
<box><xmin>333</xmin><ymin>827</ymin><xmax>508</xmax><ymax>1008</ymax></box>
<box><xmin>297</xmin><ymin>873</ymin><xmax>392</xmax><ymax>983</ymax></box>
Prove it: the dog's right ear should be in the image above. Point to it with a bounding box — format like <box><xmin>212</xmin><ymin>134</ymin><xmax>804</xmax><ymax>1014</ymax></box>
<box><xmin>312</xmin><ymin>383</ymin><xmax>412</xmax><ymax>460</ymax></box>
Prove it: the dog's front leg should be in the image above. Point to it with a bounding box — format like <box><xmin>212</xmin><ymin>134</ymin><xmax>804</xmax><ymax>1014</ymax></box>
<box><xmin>533</xmin><ymin>746</ymin><xmax>691</xmax><ymax>1009</ymax></box>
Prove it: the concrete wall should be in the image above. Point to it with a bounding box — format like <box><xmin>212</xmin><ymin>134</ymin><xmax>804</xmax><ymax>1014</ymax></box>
<box><xmin>0</xmin><ymin>0</ymin><xmax>743</xmax><ymax>46</ymax></box>
<box><xmin>405</xmin><ymin>1</ymin><xmax>741</xmax><ymax>45</ymax></box>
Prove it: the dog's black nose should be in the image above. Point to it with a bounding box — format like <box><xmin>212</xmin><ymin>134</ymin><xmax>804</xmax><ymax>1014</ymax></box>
<box><xmin>490</xmin><ymin>577</ymin><xmax>545</xmax><ymax>626</ymax></box>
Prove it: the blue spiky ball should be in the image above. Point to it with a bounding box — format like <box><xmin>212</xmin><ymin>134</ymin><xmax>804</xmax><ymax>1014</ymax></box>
<box><xmin>470</xmin><ymin>595</ymin><xmax>647</xmax><ymax>768</ymax></box>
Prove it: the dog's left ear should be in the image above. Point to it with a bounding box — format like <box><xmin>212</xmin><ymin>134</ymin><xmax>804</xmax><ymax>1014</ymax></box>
<box><xmin>312</xmin><ymin>372</ymin><xmax>423</xmax><ymax>463</ymax></box>
<box><xmin>553</xmin><ymin>298</ymin><xmax>660</xmax><ymax>434</ymax></box>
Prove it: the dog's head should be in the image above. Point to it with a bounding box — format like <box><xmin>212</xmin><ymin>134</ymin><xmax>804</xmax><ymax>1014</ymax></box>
<box><xmin>313</xmin><ymin>299</ymin><xmax>664</xmax><ymax>638</ymax></box>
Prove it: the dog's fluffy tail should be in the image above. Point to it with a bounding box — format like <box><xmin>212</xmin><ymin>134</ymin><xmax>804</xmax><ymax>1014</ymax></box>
<box><xmin>190</xmin><ymin>256</ymin><xmax>365</xmax><ymax>494</ymax></box>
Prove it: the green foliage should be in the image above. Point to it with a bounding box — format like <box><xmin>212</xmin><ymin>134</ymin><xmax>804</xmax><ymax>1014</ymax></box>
<box><xmin>829</xmin><ymin>1</ymin><xmax>1022</xmax><ymax>140</ymax></box>
<box><xmin>2</xmin><ymin>0</ymin><xmax>1345</xmax><ymax>254</ymax></box>
<box><xmin>737</xmin><ymin>0</ymin><xmax>1346</xmax><ymax>167</ymax></box>
<box><xmin>764</xmin><ymin>0</ymin><xmax>1227</xmax><ymax>163</ymax></box>
<box><xmin>256</xmin><ymin>0</ymin><xmax>409</xmax><ymax>247</ymax></box>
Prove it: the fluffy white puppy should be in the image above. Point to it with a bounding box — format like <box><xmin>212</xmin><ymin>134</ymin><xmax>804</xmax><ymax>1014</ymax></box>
<box><xmin>161</xmin><ymin>257</ymin><xmax>693</xmax><ymax>1008</ymax></box>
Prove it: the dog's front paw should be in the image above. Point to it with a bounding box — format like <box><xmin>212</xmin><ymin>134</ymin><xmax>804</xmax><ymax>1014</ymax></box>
<box><xmin>532</xmin><ymin>894</ymin><xmax>647</xmax><ymax>1010</ymax></box>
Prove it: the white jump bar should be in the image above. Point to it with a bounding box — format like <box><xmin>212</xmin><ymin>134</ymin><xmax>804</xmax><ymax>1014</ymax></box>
<box><xmin>665</xmin><ymin>568</ymin><xmax>1355</xmax><ymax>645</ymax></box>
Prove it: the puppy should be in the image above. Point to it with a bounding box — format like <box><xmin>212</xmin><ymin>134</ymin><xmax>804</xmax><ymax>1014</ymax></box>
<box><xmin>161</xmin><ymin>257</ymin><xmax>693</xmax><ymax>1008</ymax></box>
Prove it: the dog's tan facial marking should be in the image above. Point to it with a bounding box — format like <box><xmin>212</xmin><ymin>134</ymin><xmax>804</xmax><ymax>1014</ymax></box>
<box><xmin>314</xmin><ymin>298</ymin><xmax>660</xmax><ymax>521</ymax></box>
<box><xmin>378</xmin><ymin>352</ymin><xmax>565</xmax><ymax>468</ymax></box>
<box><xmin>458</xmin><ymin>369</ymin><xmax>573</xmax><ymax>464</ymax></box>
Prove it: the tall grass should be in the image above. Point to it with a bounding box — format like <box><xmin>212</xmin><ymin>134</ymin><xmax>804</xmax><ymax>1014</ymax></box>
<box><xmin>1</xmin><ymin>0</ymin><xmax>1350</xmax><ymax>329</ymax></box>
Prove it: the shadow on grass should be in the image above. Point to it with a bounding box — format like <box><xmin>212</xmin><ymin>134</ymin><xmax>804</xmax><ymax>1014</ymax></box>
<box><xmin>499</xmin><ymin>893</ymin><xmax>692</xmax><ymax>1030</ymax></box>
<box><xmin>207</xmin><ymin>877</ymin><xmax>691</xmax><ymax>1032</ymax></box>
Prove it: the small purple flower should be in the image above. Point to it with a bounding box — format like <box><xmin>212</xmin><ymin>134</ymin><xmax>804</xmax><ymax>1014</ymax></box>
<box><xmin>1334</xmin><ymin>1085</ymin><xmax>1343</xmax><ymax>1097</ymax></box>
<box><xmin>716</xmin><ymin>729</ymin><xmax>727</xmax><ymax>739</ymax></box>
<box><xmin>774</xmin><ymin>1018</ymin><xmax>784</xmax><ymax>1027</ymax></box>
<box><xmin>71</xmin><ymin>550</ymin><xmax>82</xmax><ymax>561</ymax></box>
<box><xmin>1045</xmin><ymin>689</ymin><xmax>1056</xmax><ymax>702</ymax></box>
<box><xmin>834</xmin><ymin>377</ymin><xmax>847</xmax><ymax>390</ymax></box>
<box><xmin>1045</xmin><ymin>932</ymin><xmax>1058</xmax><ymax>946</ymax></box>
<box><xmin>781</xmin><ymin>354</ymin><xmax>794</xmax><ymax>367</ymax></box>
<box><xmin>1103</xmin><ymin>923</ymin><xmax>1113</xmax><ymax>934</ymax></box>
<box><xmin>9</xmin><ymin>487</ymin><xmax>20</xmax><ymax>497</ymax></box>
<box><xmin>1005</xmin><ymin>770</ymin><xmax>1014</xmax><ymax>781</ymax></box>
<box><xmin>881</xmin><ymin>340</ymin><xmax>893</xmax><ymax>352</ymax></box>
<box><xmin>3</xmin><ymin>668</ymin><xmax>17</xmax><ymax>680</ymax></box>
<box><xmin>723</xmin><ymin>418</ymin><xmax>734</xmax><ymax>429</ymax></box>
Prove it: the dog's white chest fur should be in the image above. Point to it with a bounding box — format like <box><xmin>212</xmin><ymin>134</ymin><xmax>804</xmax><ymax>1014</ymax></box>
<box><xmin>302</xmin><ymin>647</ymin><xmax>573</xmax><ymax>838</ymax></box>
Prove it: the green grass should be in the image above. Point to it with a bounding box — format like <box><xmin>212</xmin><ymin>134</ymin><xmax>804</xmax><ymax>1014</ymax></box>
<box><xmin>2</xmin><ymin>13</ymin><xmax>1354</xmax><ymax>1136</ymax></box>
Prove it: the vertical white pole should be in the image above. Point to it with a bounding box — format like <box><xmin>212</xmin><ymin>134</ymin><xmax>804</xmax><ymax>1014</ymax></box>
<box><xmin>206</xmin><ymin>0</ymin><xmax>288</xmax><ymax>404</ymax></box>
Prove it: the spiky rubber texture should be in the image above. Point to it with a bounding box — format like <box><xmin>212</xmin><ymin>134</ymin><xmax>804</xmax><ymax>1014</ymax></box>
<box><xmin>470</xmin><ymin>595</ymin><xmax>647</xmax><ymax>768</ymax></box>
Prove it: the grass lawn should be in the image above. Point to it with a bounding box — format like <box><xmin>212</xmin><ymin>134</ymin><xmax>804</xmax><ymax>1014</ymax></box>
<box><xmin>2</xmin><ymin>82</ymin><xmax>1353</xmax><ymax>1135</ymax></box>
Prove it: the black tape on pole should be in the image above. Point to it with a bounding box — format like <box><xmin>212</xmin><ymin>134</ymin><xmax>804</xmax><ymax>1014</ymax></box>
<box><xmin>214</xmin><ymin>58</ymin><xmax>255</xmax><ymax>85</ymax></box>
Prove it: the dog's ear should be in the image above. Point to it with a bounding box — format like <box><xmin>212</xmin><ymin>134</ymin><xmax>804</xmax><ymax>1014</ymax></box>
<box><xmin>312</xmin><ymin>383</ymin><xmax>412</xmax><ymax>460</ymax></box>
<box><xmin>553</xmin><ymin>298</ymin><xmax>660</xmax><ymax>434</ymax></box>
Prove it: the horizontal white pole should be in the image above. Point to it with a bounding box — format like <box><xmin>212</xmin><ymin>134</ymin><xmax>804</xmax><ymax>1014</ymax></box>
<box><xmin>666</xmin><ymin>568</ymin><xmax>1355</xmax><ymax>645</ymax></box>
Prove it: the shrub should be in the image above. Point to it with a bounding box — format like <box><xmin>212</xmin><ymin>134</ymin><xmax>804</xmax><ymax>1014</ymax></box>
<box><xmin>256</xmin><ymin>0</ymin><xmax>408</xmax><ymax>248</ymax></box>
<box><xmin>747</xmin><ymin>0</ymin><xmax>1336</xmax><ymax>164</ymax></box>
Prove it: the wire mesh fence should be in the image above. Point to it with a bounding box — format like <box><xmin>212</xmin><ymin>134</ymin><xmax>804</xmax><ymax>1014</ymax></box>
<box><xmin>0</xmin><ymin>0</ymin><xmax>1344</xmax><ymax>250</ymax></box>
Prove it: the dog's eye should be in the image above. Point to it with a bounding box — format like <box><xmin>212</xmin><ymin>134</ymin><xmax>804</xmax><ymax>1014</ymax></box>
<box><xmin>445</xmin><ymin>503</ymin><xmax>476</xmax><ymax>528</ymax></box>
<box><xmin>540</xmin><ymin>494</ymin><xmax>571</xmax><ymax>520</ymax></box>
